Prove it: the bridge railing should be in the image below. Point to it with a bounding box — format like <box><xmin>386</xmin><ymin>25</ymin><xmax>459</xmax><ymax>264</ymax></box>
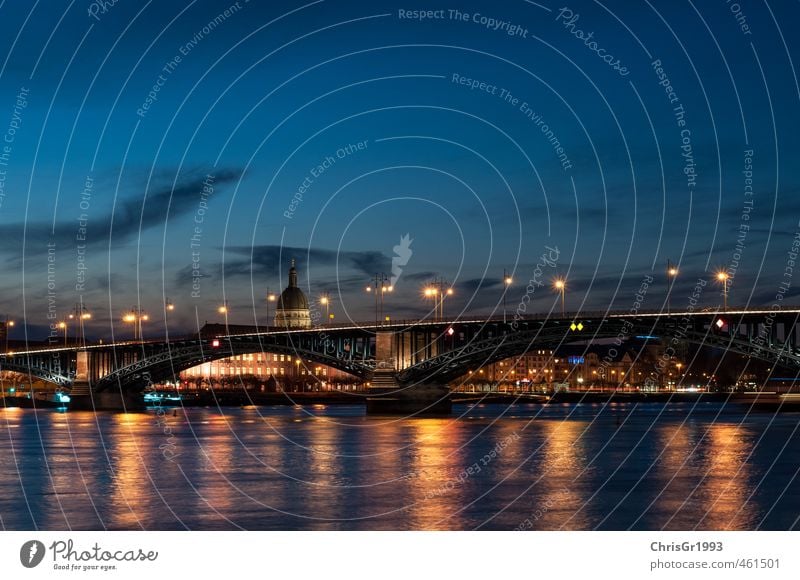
<box><xmin>4</xmin><ymin>306</ymin><xmax>798</xmax><ymax>357</ymax></box>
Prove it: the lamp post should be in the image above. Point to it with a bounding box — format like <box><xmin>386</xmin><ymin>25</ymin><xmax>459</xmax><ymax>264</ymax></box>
<box><xmin>3</xmin><ymin>316</ymin><xmax>14</xmax><ymax>352</ymax></box>
<box><xmin>58</xmin><ymin>321</ymin><xmax>68</xmax><ymax>346</ymax></box>
<box><xmin>266</xmin><ymin>289</ymin><xmax>277</xmax><ymax>328</ymax></box>
<box><xmin>320</xmin><ymin>292</ymin><xmax>330</xmax><ymax>324</ymax></box>
<box><xmin>366</xmin><ymin>274</ymin><xmax>392</xmax><ymax>325</ymax></box>
<box><xmin>164</xmin><ymin>298</ymin><xmax>175</xmax><ymax>333</ymax></box>
<box><xmin>666</xmin><ymin>260</ymin><xmax>678</xmax><ymax>314</ymax></box>
<box><xmin>716</xmin><ymin>271</ymin><xmax>729</xmax><ymax>311</ymax></box>
<box><xmin>423</xmin><ymin>278</ymin><xmax>453</xmax><ymax>321</ymax></box>
<box><xmin>123</xmin><ymin>307</ymin><xmax>149</xmax><ymax>340</ymax></box>
<box><xmin>553</xmin><ymin>277</ymin><xmax>566</xmax><ymax>316</ymax></box>
<box><xmin>424</xmin><ymin>286</ymin><xmax>438</xmax><ymax>320</ymax></box>
<box><xmin>218</xmin><ymin>301</ymin><xmax>229</xmax><ymax>328</ymax></box>
<box><xmin>503</xmin><ymin>270</ymin><xmax>513</xmax><ymax>323</ymax></box>
<box><xmin>71</xmin><ymin>303</ymin><xmax>91</xmax><ymax>345</ymax></box>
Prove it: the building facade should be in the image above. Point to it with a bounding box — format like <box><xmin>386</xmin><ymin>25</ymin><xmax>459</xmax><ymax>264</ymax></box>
<box><xmin>179</xmin><ymin>351</ymin><xmax>359</xmax><ymax>391</ymax></box>
<box><xmin>453</xmin><ymin>343</ymin><xmax>673</xmax><ymax>392</ymax></box>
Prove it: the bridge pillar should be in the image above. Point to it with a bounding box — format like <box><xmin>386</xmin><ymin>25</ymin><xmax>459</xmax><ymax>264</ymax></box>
<box><xmin>68</xmin><ymin>350</ymin><xmax>145</xmax><ymax>412</ymax></box>
<box><xmin>365</xmin><ymin>332</ymin><xmax>451</xmax><ymax>416</ymax></box>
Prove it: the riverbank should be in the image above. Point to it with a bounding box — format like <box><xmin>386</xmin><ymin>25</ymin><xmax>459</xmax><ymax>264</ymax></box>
<box><xmin>3</xmin><ymin>390</ymin><xmax>799</xmax><ymax>412</ymax></box>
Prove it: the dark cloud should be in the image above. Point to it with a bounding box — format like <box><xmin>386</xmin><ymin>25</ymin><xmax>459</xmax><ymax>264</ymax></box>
<box><xmin>221</xmin><ymin>245</ymin><xmax>392</xmax><ymax>278</ymax></box>
<box><xmin>1</xmin><ymin>168</ymin><xmax>242</xmax><ymax>264</ymax></box>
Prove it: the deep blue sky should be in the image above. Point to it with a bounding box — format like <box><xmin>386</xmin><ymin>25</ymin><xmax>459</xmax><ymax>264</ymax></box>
<box><xmin>1</xmin><ymin>0</ymin><xmax>798</xmax><ymax>340</ymax></box>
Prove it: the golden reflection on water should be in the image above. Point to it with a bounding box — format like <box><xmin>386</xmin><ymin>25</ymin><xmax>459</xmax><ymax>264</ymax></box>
<box><xmin>106</xmin><ymin>412</ymin><xmax>151</xmax><ymax>529</ymax></box>
<box><xmin>186</xmin><ymin>412</ymin><xmax>240</xmax><ymax>527</ymax></box>
<box><xmin>37</xmin><ymin>412</ymin><xmax>83</xmax><ymax>529</ymax></box>
<box><xmin>406</xmin><ymin>419</ymin><xmax>468</xmax><ymax>530</ymax></box>
<box><xmin>654</xmin><ymin>422</ymin><xmax>755</xmax><ymax>530</ymax></box>
<box><xmin>0</xmin><ymin>407</ymin><xmax>783</xmax><ymax>530</ymax></box>
<box><xmin>535</xmin><ymin>419</ymin><xmax>590</xmax><ymax>530</ymax></box>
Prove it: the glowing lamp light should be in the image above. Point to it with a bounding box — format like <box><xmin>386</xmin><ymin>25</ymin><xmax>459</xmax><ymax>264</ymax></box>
<box><xmin>211</xmin><ymin>339</ymin><xmax>220</xmax><ymax>348</ymax></box>
<box><xmin>447</xmin><ymin>327</ymin><xmax>455</xmax><ymax>336</ymax></box>
<box><xmin>716</xmin><ymin>318</ymin><xmax>725</xmax><ymax>329</ymax></box>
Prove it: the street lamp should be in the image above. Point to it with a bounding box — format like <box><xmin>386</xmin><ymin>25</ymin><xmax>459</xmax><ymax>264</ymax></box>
<box><xmin>553</xmin><ymin>277</ymin><xmax>566</xmax><ymax>316</ymax></box>
<box><xmin>71</xmin><ymin>303</ymin><xmax>91</xmax><ymax>344</ymax></box>
<box><xmin>57</xmin><ymin>321</ymin><xmax>68</xmax><ymax>346</ymax></box>
<box><xmin>503</xmin><ymin>270</ymin><xmax>513</xmax><ymax>323</ymax></box>
<box><xmin>320</xmin><ymin>292</ymin><xmax>330</xmax><ymax>324</ymax></box>
<box><xmin>423</xmin><ymin>286</ymin><xmax>438</xmax><ymax>320</ymax></box>
<box><xmin>666</xmin><ymin>260</ymin><xmax>678</xmax><ymax>314</ymax></box>
<box><xmin>423</xmin><ymin>278</ymin><xmax>453</xmax><ymax>321</ymax></box>
<box><xmin>266</xmin><ymin>289</ymin><xmax>277</xmax><ymax>328</ymax></box>
<box><xmin>218</xmin><ymin>301</ymin><xmax>229</xmax><ymax>328</ymax></box>
<box><xmin>123</xmin><ymin>307</ymin><xmax>149</xmax><ymax>340</ymax></box>
<box><xmin>3</xmin><ymin>316</ymin><xmax>14</xmax><ymax>352</ymax></box>
<box><xmin>366</xmin><ymin>274</ymin><xmax>392</xmax><ymax>325</ymax></box>
<box><xmin>716</xmin><ymin>270</ymin><xmax>729</xmax><ymax>310</ymax></box>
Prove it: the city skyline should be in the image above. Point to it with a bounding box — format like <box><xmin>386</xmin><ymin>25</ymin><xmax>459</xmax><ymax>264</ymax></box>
<box><xmin>1</xmin><ymin>1</ymin><xmax>798</xmax><ymax>341</ymax></box>
<box><xmin>4</xmin><ymin>0</ymin><xmax>800</xmax><ymax>553</ymax></box>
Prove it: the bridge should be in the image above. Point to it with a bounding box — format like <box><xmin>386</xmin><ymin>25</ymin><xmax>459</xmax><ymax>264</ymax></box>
<box><xmin>1</xmin><ymin>308</ymin><xmax>799</xmax><ymax>413</ymax></box>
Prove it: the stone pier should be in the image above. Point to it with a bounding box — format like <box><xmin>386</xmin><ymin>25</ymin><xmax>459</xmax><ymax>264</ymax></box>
<box><xmin>365</xmin><ymin>332</ymin><xmax>452</xmax><ymax>415</ymax></box>
<box><xmin>68</xmin><ymin>350</ymin><xmax>145</xmax><ymax>412</ymax></box>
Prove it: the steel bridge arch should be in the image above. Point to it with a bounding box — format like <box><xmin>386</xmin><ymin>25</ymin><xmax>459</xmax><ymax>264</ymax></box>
<box><xmin>0</xmin><ymin>361</ymin><xmax>73</xmax><ymax>387</ymax></box>
<box><xmin>397</xmin><ymin>318</ymin><xmax>800</xmax><ymax>384</ymax></box>
<box><xmin>92</xmin><ymin>338</ymin><xmax>373</xmax><ymax>392</ymax></box>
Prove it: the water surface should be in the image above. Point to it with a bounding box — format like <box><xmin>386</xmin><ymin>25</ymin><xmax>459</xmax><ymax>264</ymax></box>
<box><xmin>1</xmin><ymin>402</ymin><xmax>798</xmax><ymax>530</ymax></box>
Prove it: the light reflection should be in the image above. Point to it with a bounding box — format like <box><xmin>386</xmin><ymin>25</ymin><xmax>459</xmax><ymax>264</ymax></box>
<box><xmin>652</xmin><ymin>422</ymin><xmax>755</xmax><ymax>530</ymax></box>
<box><xmin>105</xmin><ymin>413</ymin><xmax>151</xmax><ymax>529</ymax></box>
<box><xmin>534</xmin><ymin>420</ymin><xmax>590</xmax><ymax>530</ymax></box>
<box><xmin>406</xmin><ymin>419</ymin><xmax>468</xmax><ymax>530</ymax></box>
<box><xmin>695</xmin><ymin>424</ymin><xmax>755</xmax><ymax>530</ymax></box>
<box><xmin>187</xmin><ymin>411</ymin><xmax>239</xmax><ymax>524</ymax></box>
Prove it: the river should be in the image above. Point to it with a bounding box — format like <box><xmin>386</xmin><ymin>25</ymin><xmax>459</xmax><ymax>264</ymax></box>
<box><xmin>1</xmin><ymin>402</ymin><xmax>798</xmax><ymax>530</ymax></box>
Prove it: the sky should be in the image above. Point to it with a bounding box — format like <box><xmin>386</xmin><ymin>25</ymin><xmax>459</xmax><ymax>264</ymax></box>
<box><xmin>0</xmin><ymin>0</ymin><xmax>798</xmax><ymax>341</ymax></box>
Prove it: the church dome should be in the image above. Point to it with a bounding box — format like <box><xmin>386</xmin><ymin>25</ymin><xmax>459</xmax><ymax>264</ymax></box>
<box><xmin>277</xmin><ymin>286</ymin><xmax>309</xmax><ymax>311</ymax></box>
<box><xmin>273</xmin><ymin>259</ymin><xmax>312</xmax><ymax>329</ymax></box>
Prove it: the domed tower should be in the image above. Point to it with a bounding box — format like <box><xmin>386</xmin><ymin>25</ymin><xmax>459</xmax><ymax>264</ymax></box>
<box><xmin>274</xmin><ymin>259</ymin><xmax>311</xmax><ymax>328</ymax></box>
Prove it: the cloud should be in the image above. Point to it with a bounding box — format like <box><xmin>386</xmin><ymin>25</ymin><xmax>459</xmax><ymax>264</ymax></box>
<box><xmin>1</xmin><ymin>168</ymin><xmax>242</xmax><ymax>263</ymax></box>
<box><xmin>219</xmin><ymin>245</ymin><xmax>393</xmax><ymax>278</ymax></box>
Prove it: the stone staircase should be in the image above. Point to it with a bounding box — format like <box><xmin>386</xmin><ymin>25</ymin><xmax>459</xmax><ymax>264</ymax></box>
<box><xmin>69</xmin><ymin>381</ymin><xmax>91</xmax><ymax>396</ymax></box>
